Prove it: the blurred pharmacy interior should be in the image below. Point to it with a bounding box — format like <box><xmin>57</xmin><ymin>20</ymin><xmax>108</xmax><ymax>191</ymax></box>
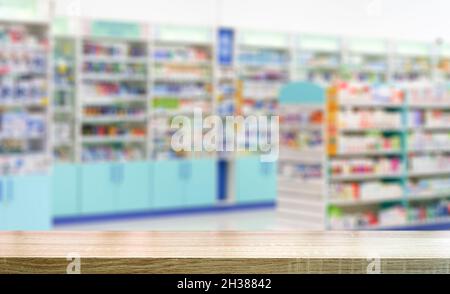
<box><xmin>1</xmin><ymin>0</ymin><xmax>450</xmax><ymax>231</ymax></box>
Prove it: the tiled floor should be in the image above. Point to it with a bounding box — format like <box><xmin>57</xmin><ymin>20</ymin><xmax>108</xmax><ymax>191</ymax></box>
<box><xmin>55</xmin><ymin>208</ymin><xmax>279</xmax><ymax>231</ymax></box>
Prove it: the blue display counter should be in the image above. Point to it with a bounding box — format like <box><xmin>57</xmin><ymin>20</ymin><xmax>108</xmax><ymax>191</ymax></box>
<box><xmin>0</xmin><ymin>174</ymin><xmax>51</xmax><ymax>230</ymax></box>
<box><xmin>52</xmin><ymin>164</ymin><xmax>80</xmax><ymax>217</ymax></box>
<box><xmin>235</xmin><ymin>156</ymin><xmax>277</xmax><ymax>204</ymax></box>
<box><xmin>52</xmin><ymin>159</ymin><xmax>221</xmax><ymax>221</ymax></box>
<box><xmin>51</xmin><ymin>158</ymin><xmax>276</xmax><ymax>224</ymax></box>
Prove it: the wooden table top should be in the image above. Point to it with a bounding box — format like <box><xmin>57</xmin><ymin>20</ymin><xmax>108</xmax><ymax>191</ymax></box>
<box><xmin>1</xmin><ymin>231</ymin><xmax>450</xmax><ymax>273</ymax></box>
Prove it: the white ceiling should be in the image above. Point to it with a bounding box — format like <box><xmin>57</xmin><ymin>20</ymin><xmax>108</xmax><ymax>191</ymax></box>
<box><xmin>53</xmin><ymin>0</ymin><xmax>449</xmax><ymax>42</ymax></box>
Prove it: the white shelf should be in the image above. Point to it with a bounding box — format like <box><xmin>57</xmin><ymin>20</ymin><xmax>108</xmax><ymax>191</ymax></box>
<box><xmin>0</xmin><ymin>44</ymin><xmax>47</xmax><ymax>52</ymax></box>
<box><xmin>280</xmin><ymin>125</ymin><xmax>323</xmax><ymax>131</ymax></box>
<box><xmin>278</xmin><ymin>207</ymin><xmax>325</xmax><ymax>219</ymax></box>
<box><xmin>152</xmin><ymin>93</ymin><xmax>211</xmax><ymax>99</ymax></box>
<box><xmin>240</xmin><ymin>63</ymin><xmax>289</xmax><ymax>69</ymax></box>
<box><xmin>408</xmin><ymin>169</ymin><xmax>450</xmax><ymax>177</ymax></box>
<box><xmin>279</xmin><ymin>151</ymin><xmax>324</xmax><ymax>164</ymax></box>
<box><xmin>73</xmin><ymin>29</ymin><xmax>153</xmax><ymax>162</ymax></box>
<box><xmin>297</xmin><ymin>64</ymin><xmax>339</xmax><ymax>70</ymax></box>
<box><xmin>151</xmin><ymin>32</ymin><xmax>214</xmax><ymax>160</ymax></box>
<box><xmin>82</xmin><ymin>74</ymin><xmax>147</xmax><ymax>82</ymax></box>
<box><xmin>403</xmin><ymin>218</ymin><xmax>450</xmax><ymax>228</ymax></box>
<box><xmin>152</xmin><ymin>109</ymin><xmax>207</xmax><ymax>116</ymax></box>
<box><xmin>368</xmin><ymin>217</ymin><xmax>450</xmax><ymax>230</ymax></box>
<box><xmin>333</xmin><ymin>150</ymin><xmax>402</xmax><ymax>157</ymax></box>
<box><xmin>408</xmin><ymin>126</ymin><xmax>450</xmax><ymax>132</ymax></box>
<box><xmin>0</xmin><ymin>100</ymin><xmax>47</xmax><ymax>108</ymax></box>
<box><xmin>54</xmin><ymin>141</ymin><xmax>73</xmax><ymax>147</ymax></box>
<box><xmin>330</xmin><ymin>172</ymin><xmax>403</xmax><ymax>182</ymax></box>
<box><xmin>278</xmin><ymin>186</ymin><xmax>323</xmax><ymax>196</ymax></box>
<box><xmin>1</xmin><ymin>70</ymin><xmax>47</xmax><ymax>77</ymax></box>
<box><xmin>242</xmin><ymin>94</ymin><xmax>278</xmax><ymax>101</ymax></box>
<box><xmin>278</xmin><ymin>197</ymin><xmax>324</xmax><ymax>210</ymax></box>
<box><xmin>339</xmin><ymin>102</ymin><xmax>403</xmax><ymax>109</ymax></box>
<box><xmin>54</xmin><ymin>85</ymin><xmax>75</xmax><ymax>92</ymax></box>
<box><xmin>329</xmin><ymin>195</ymin><xmax>404</xmax><ymax>206</ymax></box>
<box><xmin>83</xmin><ymin>55</ymin><xmax>147</xmax><ymax>63</ymax></box>
<box><xmin>53</xmin><ymin>107</ymin><xmax>73</xmax><ymax>114</ymax></box>
<box><xmin>409</xmin><ymin>103</ymin><xmax>450</xmax><ymax>109</ymax></box>
<box><xmin>82</xmin><ymin>115</ymin><xmax>147</xmax><ymax>123</ymax></box>
<box><xmin>408</xmin><ymin>191</ymin><xmax>450</xmax><ymax>202</ymax></box>
<box><xmin>340</xmin><ymin>127</ymin><xmax>404</xmax><ymax>133</ymax></box>
<box><xmin>408</xmin><ymin>147</ymin><xmax>450</xmax><ymax>153</ymax></box>
<box><xmin>153</xmin><ymin>60</ymin><xmax>211</xmax><ymax>67</ymax></box>
<box><xmin>153</xmin><ymin>76</ymin><xmax>211</xmax><ymax>83</ymax></box>
<box><xmin>0</xmin><ymin>18</ymin><xmax>51</xmax><ymax>176</ymax></box>
<box><xmin>82</xmin><ymin>97</ymin><xmax>147</xmax><ymax>105</ymax></box>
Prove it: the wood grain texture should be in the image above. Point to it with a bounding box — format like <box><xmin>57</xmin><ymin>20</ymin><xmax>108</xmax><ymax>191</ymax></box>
<box><xmin>1</xmin><ymin>231</ymin><xmax>450</xmax><ymax>273</ymax></box>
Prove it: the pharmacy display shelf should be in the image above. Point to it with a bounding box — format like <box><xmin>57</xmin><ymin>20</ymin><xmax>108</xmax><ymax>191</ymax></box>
<box><xmin>293</xmin><ymin>34</ymin><xmax>342</xmax><ymax>85</ymax></box>
<box><xmin>333</xmin><ymin>150</ymin><xmax>403</xmax><ymax>157</ymax></box>
<box><xmin>39</xmin><ymin>19</ymin><xmax>448</xmax><ymax>225</ymax></box>
<box><xmin>150</xmin><ymin>25</ymin><xmax>215</xmax><ymax>160</ymax></box>
<box><xmin>338</xmin><ymin>100</ymin><xmax>404</xmax><ymax>109</ymax></box>
<box><xmin>408</xmin><ymin>147</ymin><xmax>450</xmax><ymax>154</ymax></box>
<box><xmin>277</xmin><ymin>82</ymin><xmax>328</xmax><ymax>230</ymax></box>
<box><xmin>328</xmin><ymin>195</ymin><xmax>404</xmax><ymax>207</ymax></box>
<box><xmin>0</xmin><ymin>0</ymin><xmax>51</xmax><ymax>230</ymax></box>
<box><xmin>408</xmin><ymin>103</ymin><xmax>450</xmax><ymax>110</ymax></box>
<box><xmin>278</xmin><ymin>81</ymin><xmax>450</xmax><ymax>230</ymax></box>
<box><xmin>45</xmin><ymin>21</ymin><xmax>446</xmax><ymax>166</ymax></box>
<box><xmin>327</xmin><ymin>82</ymin><xmax>450</xmax><ymax>230</ymax></box>
<box><xmin>0</xmin><ymin>5</ymin><xmax>51</xmax><ymax>176</ymax></box>
<box><xmin>344</xmin><ymin>38</ymin><xmax>389</xmax><ymax>82</ymax></box>
<box><xmin>76</xmin><ymin>19</ymin><xmax>150</xmax><ymax>163</ymax></box>
<box><xmin>408</xmin><ymin>191</ymin><xmax>450</xmax><ymax>202</ymax></box>
<box><xmin>393</xmin><ymin>41</ymin><xmax>434</xmax><ymax>81</ymax></box>
<box><xmin>234</xmin><ymin>30</ymin><xmax>291</xmax><ymax>157</ymax></box>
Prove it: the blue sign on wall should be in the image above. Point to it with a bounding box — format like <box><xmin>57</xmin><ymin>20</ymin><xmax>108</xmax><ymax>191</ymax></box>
<box><xmin>218</xmin><ymin>28</ymin><xmax>234</xmax><ymax>66</ymax></box>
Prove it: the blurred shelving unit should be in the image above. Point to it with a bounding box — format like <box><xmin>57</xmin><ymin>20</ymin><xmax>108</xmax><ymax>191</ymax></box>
<box><xmin>236</xmin><ymin>30</ymin><xmax>290</xmax><ymax>119</ymax></box>
<box><xmin>149</xmin><ymin>25</ymin><xmax>218</xmax><ymax>209</ymax></box>
<box><xmin>215</xmin><ymin>28</ymin><xmax>237</xmax><ymax>203</ymax></box>
<box><xmin>51</xmin><ymin>19</ymin><xmax>153</xmax><ymax>218</ymax></box>
<box><xmin>405</xmin><ymin>82</ymin><xmax>450</xmax><ymax>230</ymax></box>
<box><xmin>77</xmin><ymin>20</ymin><xmax>152</xmax><ymax>215</ymax></box>
<box><xmin>52</xmin><ymin>17</ymin><xmax>77</xmax><ymax>163</ymax></box>
<box><xmin>227</xmin><ymin>30</ymin><xmax>291</xmax><ymax>205</ymax></box>
<box><xmin>50</xmin><ymin>17</ymin><xmax>81</xmax><ymax>218</ymax></box>
<box><xmin>344</xmin><ymin>38</ymin><xmax>389</xmax><ymax>82</ymax></box>
<box><xmin>150</xmin><ymin>25</ymin><xmax>215</xmax><ymax>160</ymax></box>
<box><xmin>278</xmin><ymin>81</ymin><xmax>450</xmax><ymax>230</ymax></box>
<box><xmin>326</xmin><ymin>82</ymin><xmax>407</xmax><ymax>230</ymax></box>
<box><xmin>79</xmin><ymin>20</ymin><xmax>150</xmax><ymax>163</ymax></box>
<box><xmin>0</xmin><ymin>0</ymin><xmax>51</xmax><ymax>230</ymax></box>
<box><xmin>392</xmin><ymin>41</ymin><xmax>433</xmax><ymax>81</ymax></box>
<box><xmin>294</xmin><ymin>34</ymin><xmax>342</xmax><ymax>85</ymax></box>
<box><xmin>436</xmin><ymin>42</ymin><xmax>450</xmax><ymax>82</ymax></box>
<box><xmin>38</xmin><ymin>17</ymin><xmax>448</xmax><ymax>227</ymax></box>
<box><xmin>277</xmin><ymin>83</ymin><xmax>327</xmax><ymax>229</ymax></box>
